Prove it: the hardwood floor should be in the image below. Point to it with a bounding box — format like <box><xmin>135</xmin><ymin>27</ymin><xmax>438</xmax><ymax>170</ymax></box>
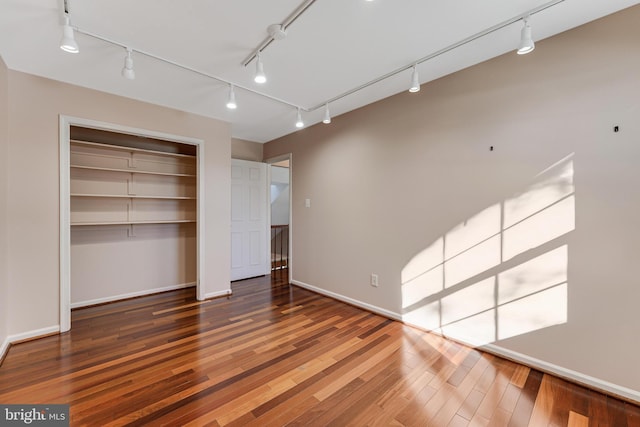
<box><xmin>1</xmin><ymin>273</ymin><xmax>638</xmax><ymax>426</ymax></box>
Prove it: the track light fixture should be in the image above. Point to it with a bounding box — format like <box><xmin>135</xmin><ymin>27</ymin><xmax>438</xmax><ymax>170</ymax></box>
<box><xmin>295</xmin><ymin>108</ymin><xmax>304</xmax><ymax>128</ymax></box>
<box><xmin>254</xmin><ymin>52</ymin><xmax>267</xmax><ymax>84</ymax></box>
<box><xmin>409</xmin><ymin>65</ymin><xmax>420</xmax><ymax>93</ymax></box>
<box><xmin>323</xmin><ymin>103</ymin><xmax>331</xmax><ymax>124</ymax></box>
<box><xmin>59</xmin><ymin>15</ymin><xmax>79</xmax><ymax>53</ymax></box>
<box><xmin>226</xmin><ymin>84</ymin><xmax>237</xmax><ymax>109</ymax></box>
<box><xmin>517</xmin><ymin>16</ymin><xmax>535</xmax><ymax>55</ymax></box>
<box><xmin>59</xmin><ymin>0</ymin><xmax>561</xmax><ymax>131</ymax></box>
<box><xmin>121</xmin><ymin>48</ymin><xmax>135</xmax><ymax>80</ymax></box>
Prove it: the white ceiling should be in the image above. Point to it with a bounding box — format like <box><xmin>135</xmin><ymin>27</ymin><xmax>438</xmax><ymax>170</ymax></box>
<box><xmin>1</xmin><ymin>0</ymin><xmax>638</xmax><ymax>142</ymax></box>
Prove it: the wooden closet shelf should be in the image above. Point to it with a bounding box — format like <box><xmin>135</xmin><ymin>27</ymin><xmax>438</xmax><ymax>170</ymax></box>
<box><xmin>70</xmin><ymin>164</ymin><xmax>196</xmax><ymax>177</ymax></box>
<box><xmin>71</xmin><ymin>139</ymin><xmax>196</xmax><ymax>159</ymax></box>
<box><xmin>71</xmin><ymin>220</ymin><xmax>197</xmax><ymax>226</ymax></box>
<box><xmin>71</xmin><ymin>193</ymin><xmax>196</xmax><ymax>200</ymax></box>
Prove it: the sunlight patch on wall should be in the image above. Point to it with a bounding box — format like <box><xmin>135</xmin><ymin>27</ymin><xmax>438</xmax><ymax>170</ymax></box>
<box><xmin>401</xmin><ymin>156</ymin><xmax>574</xmax><ymax>346</ymax></box>
<box><xmin>498</xmin><ymin>246</ymin><xmax>567</xmax><ymax>305</ymax></box>
<box><xmin>503</xmin><ymin>195</ymin><xmax>575</xmax><ymax>261</ymax></box>
<box><xmin>445</xmin><ymin>204</ymin><xmax>501</xmax><ymax>259</ymax></box>
<box><xmin>441</xmin><ymin>309</ymin><xmax>496</xmax><ymax>347</ymax></box>
<box><xmin>498</xmin><ymin>283</ymin><xmax>567</xmax><ymax>341</ymax></box>
<box><xmin>401</xmin><ymin>237</ymin><xmax>444</xmax><ymax>308</ymax></box>
<box><xmin>503</xmin><ymin>159</ymin><xmax>574</xmax><ymax>228</ymax></box>
<box><xmin>402</xmin><ymin>265</ymin><xmax>443</xmax><ymax>309</ymax></box>
<box><xmin>441</xmin><ymin>277</ymin><xmax>495</xmax><ymax>325</ymax></box>
<box><xmin>444</xmin><ymin>235</ymin><xmax>501</xmax><ymax>289</ymax></box>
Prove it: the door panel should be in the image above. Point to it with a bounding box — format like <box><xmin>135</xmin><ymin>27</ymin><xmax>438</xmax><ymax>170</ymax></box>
<box><xmin>231</xmin><ymin>159</ymin><xmax>267</xmax><ymax>281</ymax></box>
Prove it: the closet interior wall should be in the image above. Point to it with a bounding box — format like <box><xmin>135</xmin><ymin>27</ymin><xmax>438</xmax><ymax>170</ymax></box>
<box><xmin>69</xmin><ymin>126</ymin><xmax>197</xmax><ymax>308</ymax></box>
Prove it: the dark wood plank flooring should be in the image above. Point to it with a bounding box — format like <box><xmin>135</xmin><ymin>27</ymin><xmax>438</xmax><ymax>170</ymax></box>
<box><xmin>0</xmin><ymin>273</ymin><xmax>638</xmax><ymax>426</ymax></box>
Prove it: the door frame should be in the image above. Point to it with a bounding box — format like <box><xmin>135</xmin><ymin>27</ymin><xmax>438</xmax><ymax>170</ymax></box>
<box><xmin>265</xmin><ymin>153</ymin><xmax>293</xmax><ymax>284</ymax></box>
<box><xmin>59</xmin><ymin>115</ymin><xmax>206</xmax><ymax>332</ymax></box>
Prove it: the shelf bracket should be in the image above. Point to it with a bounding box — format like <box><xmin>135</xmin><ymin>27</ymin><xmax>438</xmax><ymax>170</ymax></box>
<box><xmin>128</xmin><ymin>152</ymin><xmax>137</xmax><ymax>169</ymax></box>
<box><xmin>127</xmin><ymin>177</ymin><xmax>136</xmax><ymax>196</ymax></box>
<box><xmin>127</xmin><ymin>223</ymin><xmax>136</xmax><ymax>238</ymax></box>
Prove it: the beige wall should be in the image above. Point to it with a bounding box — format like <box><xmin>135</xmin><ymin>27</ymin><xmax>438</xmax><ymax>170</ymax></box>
<box><xmin>5</xmin><ymin>70</ymin><xmax>231</xmax><ymax>337</ymax></box>
<box><xmin>265</xmin><ymin>5</ymin><xmax>640</xmax><ymax>395</ymax></box>
<box><xmin>0</xmin><ymin>57</ymin><xmax>8</xmax><ymax>354</ymax></box>
<box><xmin>231</xmin><ymin>138</ymin><xmax>263</xmax><ymax>162</ymax></box>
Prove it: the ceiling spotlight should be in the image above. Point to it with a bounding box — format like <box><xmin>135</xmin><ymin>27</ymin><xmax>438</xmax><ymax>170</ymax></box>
<box><xmin>254</xmin><ymin>52</ymin><xmax>266</xmax><ymax>84</ymax></box>
<box><xmin>517</xmin><ymin>17</ymin><xmax>535</xmax><ymax>55</ymax></box>
<box><xmin>226</xmin><ymin>84</ymin><xmax>237</xmax><ymax>109</ymax></box>
<box><xmin>323</xmin><ymin>103</ymin><xmax>331</xmax><ymax>124</ymax></box>
<box><xmin>295</xmin><ymin>108</ymin><xmax>304</xmax><ymax>128</ymax></box>
<box><xmin>59</xmin><ymin>15</ymin><xmax>79</xmax><ymax>53</ymax></box>
<box><xmin>121</xmin><ymin>48</ymin><xmax>135</xmax><ymax>80</ymax></box>
<box><xmin>409</xmin><ymin>65</ymin><xmax>420</xmax><ymax>93</ymax></box>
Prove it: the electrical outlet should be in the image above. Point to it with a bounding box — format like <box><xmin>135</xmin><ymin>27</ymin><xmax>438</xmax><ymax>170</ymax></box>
<box><xmin>370</xmin><ymin>273</ymin><xmax>379</xmax><ymax>287</ymax></box>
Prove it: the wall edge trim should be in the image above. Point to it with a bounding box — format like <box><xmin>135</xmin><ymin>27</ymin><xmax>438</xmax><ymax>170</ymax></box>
<box><xmin>292</xmin><ymin>279</ymin><xmax>639</xmax><ymax>405</ymax></box>
<box><xmin>7</xmin><ymin>326</ymin><xmax>60</xmax><ymax>346</ymax></box>
<box><xmin>71</xmin><ymin>282</ymin><xmax>196</xmax><ymax>309</ymax></box>
<box><xmin>481</xmin><ymin>343</ymin><xmax>640</xmax><ymax>404</ymax></box>
<box><xmin>204</xmin><ymin>288</ymin><xmax>232</xmax><ymax>300</ymax></box>
<box><xmin>0</xmin><ymin>336</ymin><xmax>10</xmax><ymax>365</ymax></box>
<box><xmin>291</xmin><ymin>279</ymin><xmax>402</xmax><ymax>321</ymax></box>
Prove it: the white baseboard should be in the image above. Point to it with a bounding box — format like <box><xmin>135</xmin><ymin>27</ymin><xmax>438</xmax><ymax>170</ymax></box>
<box><xmin>71</xmin><ymin>282</ymin><xmax>196</xmax><ymax>309</ymax></box>
<box><xmin>294</xmin><ymin>278</ymin><xmax>639</xmax><ymax>404</ymax></box>
<box><xmin>401</xmin><ymin>318</ymin><xmax>640</xmax><ymax>404</ymax></box>
<box><xmin>8</xmin><ymin>325</ymin><xmax>61</xmax><ymax>345</ymax></box>
<box><xmin>481</xmin><ymin>343</ymin><xmax>640</xmax><ymax>404</ymax></box>
<box><xmin>204</xmin><ymin>288</ymin><xmax>232</xmax><ymax>299</ymax></box>
<box><xmin>0</xmin><ymin>335</ymin><xmax>10</xmax><ymax>363</ymax></box>
<box><xmin>291</xmin><ymin>279</ymin><xmax>402</xmax><ymax>321</ymax></box>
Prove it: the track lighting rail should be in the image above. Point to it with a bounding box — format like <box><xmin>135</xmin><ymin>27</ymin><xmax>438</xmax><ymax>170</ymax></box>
<box><xmin>74</xmin><ymin>27</ymin><xmax>304</xmax><ymax>111</ymax></box>
<box><xmin>307</xmin><ymin>0</ymin><xmax>564</xmax><ymax>112</ymax></box>
<box><xmin>62</xmin><ymin>0</ymin><xmax>565</xmax><ymax>129</ymax></box>
<box><xmin>241</xmin><ymin>0</ymin><xmax>319</xmax><ymax>67</ymax></box>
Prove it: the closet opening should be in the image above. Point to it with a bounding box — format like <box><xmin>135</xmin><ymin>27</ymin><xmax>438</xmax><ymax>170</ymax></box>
<box><xmin>59</xmin><ymin>116</ymin><xmax>205</xmax><ymax>332</ymax></box>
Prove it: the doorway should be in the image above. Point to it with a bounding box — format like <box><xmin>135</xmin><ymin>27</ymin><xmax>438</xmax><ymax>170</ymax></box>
<box><xmin>266</xmin><ymin>154</ymin><xmax>292</xmax><ymax>283</ymax></box>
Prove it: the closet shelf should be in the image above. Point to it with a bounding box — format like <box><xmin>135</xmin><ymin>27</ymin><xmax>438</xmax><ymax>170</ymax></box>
<box><xmin>70</xmin><ymin>164</ymin><xmax>196</xmax><ymax>178</ymax></box>
<box><xmin>71</xmin><ymin>139</ymin><xmax>196</xmax><ymax>159</ymax></box>
<box><xmin>71</xmin><ymin>220</ymin><xmax>196</xmax><ymax>226</ymax></box>
<box><xmin>71</xmin><ymin>193</ymin><xmax>196</xmax><ymax>200</ymax></box>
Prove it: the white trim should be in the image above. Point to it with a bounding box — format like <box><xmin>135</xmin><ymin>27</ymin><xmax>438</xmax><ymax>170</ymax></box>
<box><xmin>481</xmin><ymin>344</ymin><xmax>640</xmax><ymax>404</ymax></box>
<box><xmin>402</xmin><ymin>317</ymin><xmax>640</xmax><ymax>404</ymax></box>
<box><xmin>205</xmin><ymin>289</ymin><xmax>233</xmax><ymax>300</ymax></box>
<box><xmin>291</xmin><ymin>279</ymin><xmax>402</xmax><ymax>321</ymax></box>
<box><xmin>0</xmin><ymin>336</ymin><xmax>10</xmax><ymax>362</ymax></box>
<box><xmin>59</xmin><ymin>117</ymin><xmax>71</xmax><ymax>332</ymax></box>
<box><xmin>265</xmin><ymin>164</ymin><xmax>272</xmax><ymax>274</ymax></box>
<box><xmin>59</xmin><ymin>115</ymin><xmax>205</xmax><ymax>328</ymax></box>
<box><xmin>7</xmin><ymin>326</ymin><xmax>60</xmax><ymax>345</ymax></box>
<box><xmin>287</xmin><ymin>155</ymin><xmax>293</xmax><ymax>284</ymax></box>
<box><xmin>196</xmin><ymin>141</ymin><xmax>206</xmax><ymax>301</ymax></box>
<box><xmin>70</xmin><ymin>282</ymin><xmax>197</xmax><ymax>309</ymax></box>
<box><xmin>292</xmin><ymin>277</ymin><xmax>640</xmax><ymax>404</ymax></box>
<box><xmin>265</xmin><ymin>153</ymin><xmax>293</xmax><ymax>283</ymax></box>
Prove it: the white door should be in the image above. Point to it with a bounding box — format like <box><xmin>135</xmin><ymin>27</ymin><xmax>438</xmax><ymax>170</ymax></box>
<box><xmin>231</xmin><ymin>159</ymin><xmax>268</xmax><ymax>281</ymax></box>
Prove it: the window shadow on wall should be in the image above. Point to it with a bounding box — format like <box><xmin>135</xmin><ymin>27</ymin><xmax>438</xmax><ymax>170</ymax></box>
<box><xmin>402</xmin><ymin>154</ymin><xmax>575</xmax><ymax>346</ymax></box>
